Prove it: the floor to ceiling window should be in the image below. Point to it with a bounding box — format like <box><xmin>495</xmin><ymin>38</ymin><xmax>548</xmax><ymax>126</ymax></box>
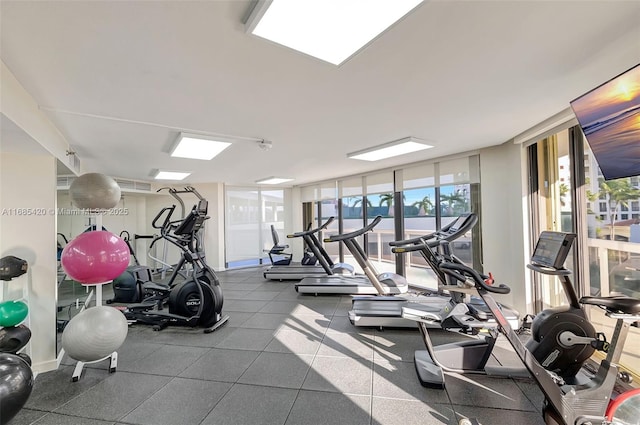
<box><xmin>364</xmin><ymin>171</ymin><xmax>395</xmax><ymax>274</ymax></box>
<box><xmin>317</xmin><ymin>198</ymin><xmax>340</xmax><ymax>260</ymax></box>
<box><xmin>336</xmin><ymin>176</ymin><xmax>364</xmax><ymax>271</ymax></box>
<box><xmin>399</xmin><ymin>157</ymin><xmax>477</xmax><ymax>289</ymax></box>
<box><xmin>224</xmin><ymin>187</ymin><xmax>285</xmax><ymax>268</ymax></box>
<box><xmin>302</xmin><ymin>155</ymin><xmax>481</xmax><ymax>288</ymax></box>
<box><xmin>583</xmin><ymin>142</ymin><xmax>640</xmax><ymax>379</ymax></box>
<box><xmin>529</xmin><ymin>126</ymin><xmax>639</xmax><ymax>380</ymax></box>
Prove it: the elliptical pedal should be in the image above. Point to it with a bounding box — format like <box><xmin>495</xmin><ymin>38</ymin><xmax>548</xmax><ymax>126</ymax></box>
<box><xmin>203</xmin><ymin>315</ymin><xmax>229</xmax><ymax>334</ymax></box>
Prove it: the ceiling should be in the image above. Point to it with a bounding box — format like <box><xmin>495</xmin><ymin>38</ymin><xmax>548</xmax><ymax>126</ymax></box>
<box><xmin>0</xmin><ymin>113</ymin><xmax>75</xmax><ymax>174</ymax></box>
<box><xmin>1</xmin><ymin>1</ymin><xmax>639</xmax><ymax>187</ymax></box>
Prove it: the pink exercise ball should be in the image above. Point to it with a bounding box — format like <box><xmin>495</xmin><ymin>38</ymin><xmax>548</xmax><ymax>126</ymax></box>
<box><xmin>61</xmin><ymin>231</ymin><xmax>130</xmax><ymax>284</ymax></box>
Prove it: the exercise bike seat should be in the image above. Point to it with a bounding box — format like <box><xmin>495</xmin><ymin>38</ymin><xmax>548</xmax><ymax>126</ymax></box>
<box><xmin>580</xmin><ymin>296</ymin><xmax>640</xmax><ymax>315</ymax></box>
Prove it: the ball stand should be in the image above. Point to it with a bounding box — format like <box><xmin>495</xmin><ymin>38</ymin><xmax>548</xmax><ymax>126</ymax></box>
<box><xmin>67</xmin><ymin>281</ymin><xmax>118</xmax><ymax>382</ymax></box>
<box><xmin>62</xmin><ymin>214</ymin><xmax>123</xmax><ymax>382</ymax></box>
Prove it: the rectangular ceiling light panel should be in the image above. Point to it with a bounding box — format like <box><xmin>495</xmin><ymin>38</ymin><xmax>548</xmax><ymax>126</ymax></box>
<box><xmin>256</xmin><ymin>177</ymin><xmax>294</xmax><ymax>184</ymax></box>
<box><xmin>247</xmin><ymin>0</ymin><xmax>424</xmax><ymax>65</ymax></box>
<box><xmin>154</xmin><ymin>171</ymin><xmax>191</xmax><ymax>180</ymax></box>
<box><xmin>171</xmin><ymin>133</ymin><xmax>232</xmax><ymax>160</ymax></box>
<box><xmin>348</xmin><ymin>137</ymin><xmax>433</xmax><ymax>161</ymax></box>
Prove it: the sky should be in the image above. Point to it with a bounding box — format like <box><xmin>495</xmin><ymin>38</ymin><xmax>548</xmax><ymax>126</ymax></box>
<box><xmin>571</xmin><ymin>64</ymin><xmax>640</xmax><ymax>127</ymax></box>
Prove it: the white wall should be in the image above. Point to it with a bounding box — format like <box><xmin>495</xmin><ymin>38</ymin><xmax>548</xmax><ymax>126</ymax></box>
<box><xmin>192</xmin><ymin>183</ymin><xmax>225</xmax><ymax>271</ymax></box>
<box><xmin>0</xmin><ymin>152</ymin><xmax>58</xmax><ymax>373</ymax></box>
<box><xmin>1</xmin><ymin>62</ymin><xmax>75</xmax><ymax>373</ymax></box>
<box><xmin>479</xmin><ymin>141</ymin><xmax>533</xmax><ymax>316</ymax></box>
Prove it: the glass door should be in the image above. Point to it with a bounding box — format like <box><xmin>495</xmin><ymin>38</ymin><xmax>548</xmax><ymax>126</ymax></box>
<box><xmin>532</xmin><ymin>129</ymin><xmax>575</xmax><ymax>309</ymax></box>
<box><xmin>531</xmin><ymin>126</ymin><xmax>640</xmax><ymax>379</ymax></box>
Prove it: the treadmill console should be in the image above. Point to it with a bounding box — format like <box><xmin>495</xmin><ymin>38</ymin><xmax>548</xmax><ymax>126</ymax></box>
<box><xmin>446</xmin><ymin>213</ymin><xmax>476</xmax><ymax>234</ymax></box>
<box><xmin>448</xmin><ymin>215</ymin><xmax>470</xmax><ymax>232</ymax></box>
<box><xmin>530</xmin><ymin>231</ymin><xmax>575</xmax><ymax>270</ymax></box>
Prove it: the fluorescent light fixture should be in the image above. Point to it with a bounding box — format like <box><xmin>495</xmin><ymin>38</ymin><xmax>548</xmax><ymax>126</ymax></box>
<box><xmin>245</xmin><ymin>0</ymin><xmax>424</xmax><ymax>65</ymax></box>
<box><xmin>154</xmin><ymin>170</ymin><xmax>191</xmax><ymax>181</ymax></box>
<box><xmin>347</xmin><ymin>137</ymin><xmax>433</xmax><ymax>161</ymax></box>
<box><xmin>256</xmin><ymin>177</ymin><xmax>294</xmax><ymax>185</ymax></box>
<box><xmin>171</xmin><ymin>132</ymin><xmax>232</xmax><ymax>160</ymax></box>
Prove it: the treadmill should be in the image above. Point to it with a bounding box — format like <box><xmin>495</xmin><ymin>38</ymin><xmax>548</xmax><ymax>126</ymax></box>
<box><xmin>348</xmin><ymin>213</ymin><xmax>520</xmax><ymax>329</ymax></box>
<box><xmin>295</xmin><ymin>216</ymin><xmax>409</xmax><ymax>295</ymax></box>
<box><xmin>263</xmin><ymin>217</ymin><xmax>354</xmax><ymax>281</ymax></box>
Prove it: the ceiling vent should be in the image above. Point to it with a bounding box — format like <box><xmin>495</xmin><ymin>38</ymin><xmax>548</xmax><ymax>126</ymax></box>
<box><xmin>57</xmin><ymin>176</ymin><xmax>152</xmax><ymax>193</ymax></box>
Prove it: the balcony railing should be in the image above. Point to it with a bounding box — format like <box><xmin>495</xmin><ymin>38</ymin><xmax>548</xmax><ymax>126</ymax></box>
<box><xmin>587</xmin><ymin>237</ymin><xmax>640</xmax><ymax>298</ymax></box>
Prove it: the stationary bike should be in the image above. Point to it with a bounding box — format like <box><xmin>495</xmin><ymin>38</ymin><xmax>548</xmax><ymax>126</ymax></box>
<box><xmin>402</xmin><ymin>232</ymin><xmax>598</xmax><ymax>388</ymax></box>
<box><xmin>119</xmin><ymin>200</ymin><xmax>229</xmax><ymax>333</ymax></box>
<box><xmin>435</xmin><ymin>231</ymin><xmax>640</xmax><ymax>425</ymax></box>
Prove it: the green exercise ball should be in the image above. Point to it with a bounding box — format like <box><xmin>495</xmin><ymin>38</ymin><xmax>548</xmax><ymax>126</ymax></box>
<box><xmin>0</xmin><ymin>301</ymin><xmax>28</xmax><ymax>327</ymax></box>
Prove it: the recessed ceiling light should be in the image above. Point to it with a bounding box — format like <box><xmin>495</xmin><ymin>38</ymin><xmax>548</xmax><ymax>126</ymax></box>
<box><xmin>256</xmin><ymin>177</ymin><xmax>294</xmax><ymax>184</ymax></box>
<box><xmin>171</xmin><ymin>133</ymin><xmax>232</xmax><ymax>160</ymax></box>
<box><xmin>245</xmin><ymin>0</ymin><xmax>424</xmax><ymax>65</ymax></box>
<box><xmin>347</xmin><ymin>137</ymin><xmax>433</xmax><ymax>161</ymax></box>
<box><xmin>154</xmin><ymin>170</ymin><xmax>191</xmax><ymax>181</ymax></box>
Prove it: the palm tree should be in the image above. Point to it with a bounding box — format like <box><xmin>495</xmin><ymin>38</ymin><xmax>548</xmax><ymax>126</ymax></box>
<box><xmin>350</xmin><ymin>197</ymin><xmax>372</xmax><ymax>208</ymax></box>
<box><xmin>379</xmin><ymin>193</ymin><xmax>394</xmax><ymax>216</ymax></box>
<box><xmin>585</xmin><ymin>177</ymin><xmax>599</xmax><ymax>214</ymax></box>
<box><xmin>598</xmin><ymin>178</ymin><xmax>640</xmax><ymax>239</ymax></box>
<box><xmin>440</xmin><ymin>191</ymin><xmax>466</xmax><ymax>216</ymax></box>
<box><xmin>559</xmin><ymin>183</ymin><xmax>569</xmax><ymax>207</ymax></box>
<box><xmin>349</xmin><ymin>197</ymin><xmax>372</xmax><ymax>218</ymax></box>
<box><xmin>412</xmin><ymin>195</ymin><xmax>434</xmax><ymax>216</ymax></box>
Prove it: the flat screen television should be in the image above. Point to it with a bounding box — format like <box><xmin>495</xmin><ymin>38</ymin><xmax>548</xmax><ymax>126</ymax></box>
<box><xmin>570</xmin><ymin>63</ymin><xmax>640</xmax><ymax>180</ymax></box>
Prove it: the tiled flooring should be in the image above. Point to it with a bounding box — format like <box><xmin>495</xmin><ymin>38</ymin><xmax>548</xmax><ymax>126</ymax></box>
<box><xmin>14</xmin><ymin>267</ymin><xmax>546</xmax><ymax>425</ymax></box>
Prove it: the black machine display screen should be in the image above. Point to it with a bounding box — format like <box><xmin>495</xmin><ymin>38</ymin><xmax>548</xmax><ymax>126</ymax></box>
<box><xmin>531</xmin><ymin>231</ymin><xmax>576</xmax><ymax>269</ymax></box>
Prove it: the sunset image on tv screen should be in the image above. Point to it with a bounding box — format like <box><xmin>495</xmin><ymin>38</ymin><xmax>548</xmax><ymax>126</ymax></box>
<box><xmin>570</xmin><ymin>64</ymin><xmax>640</xmax><ymax>180</ymax></box>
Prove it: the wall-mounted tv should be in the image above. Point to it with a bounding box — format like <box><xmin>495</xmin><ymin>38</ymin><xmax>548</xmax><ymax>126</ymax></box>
<box><xmin>570</xmin><ymin>63</ymin><xmax>640</xmax><ymax>180</ymax></box>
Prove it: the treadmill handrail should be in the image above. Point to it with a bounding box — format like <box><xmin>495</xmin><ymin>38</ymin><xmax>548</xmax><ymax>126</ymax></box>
<box><xmin>389</xmin><ymin>213</ymin><xmax>477</xmax><ymax>247</ymax></box>
<box><xmin>388</xmin><ymin>232</ymin><xmax>436</xmax><ymax>246</ymax></box>
<box><xmin>326</xmin><ymin>215</ymin><xmax>382</xmax><ymax>242</ymax></box>
<box><xmin>391</xmin><ymin>239</ymin><xmax>440</xmax><ymax>253</ymax></box>
<box><xmin>287</xmin><ymin>217</ymin><xmax>335</xmax><ymax>238</ymax></box>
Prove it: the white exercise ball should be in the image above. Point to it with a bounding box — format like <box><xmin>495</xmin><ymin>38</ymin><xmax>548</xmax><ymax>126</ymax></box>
<box><xmin>69</xmin><ymin>173</ymin><xmax>121</xmax><ymax>210</ymax></box>
<box><xmin>62</xmin><ymin>306</ymin><xmax>128</xmax><ymax>362</ymax></box>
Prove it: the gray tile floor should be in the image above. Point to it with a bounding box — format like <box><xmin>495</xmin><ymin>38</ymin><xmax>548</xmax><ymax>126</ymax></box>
<box><xmin>14</xmin><ymin>267</ymin><xmax>546</xmax><ymax>425</ymax></box>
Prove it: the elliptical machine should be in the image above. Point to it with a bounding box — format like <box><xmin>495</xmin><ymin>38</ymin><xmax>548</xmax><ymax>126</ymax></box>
<box><xmin>118</xmin><ymin>199</ymin><xmax>229</xmax><ymax>333</ymax></box>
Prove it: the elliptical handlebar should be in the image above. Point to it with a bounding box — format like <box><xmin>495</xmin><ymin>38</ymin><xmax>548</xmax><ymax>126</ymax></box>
<box><xmin>148</xmin><ymin>205</ymin><xmax>194</xmax><ymax>249</ymax></box>
<box><xmin>287</xmin><ymin>216</ymin><xmax>335</xmax><ymax>238</ymax></box>
<box><xmin>156</xmin><ymin>186</ymin><xmax>204</xmax><ymax>219</ymax></box>
<box><xmin>325</xmin><ymin>215</ymin><xmax>382</xmax><ymax>242</ymax></box>
<box><xmin>439</xmin><ymin>262</ymin><xmax>511</xmax><ymax>295</ymax></box>
<box><xmin>151</xmin><ymin>205</ymin><xmax>177</xmax><ymax>230</ymax></box>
